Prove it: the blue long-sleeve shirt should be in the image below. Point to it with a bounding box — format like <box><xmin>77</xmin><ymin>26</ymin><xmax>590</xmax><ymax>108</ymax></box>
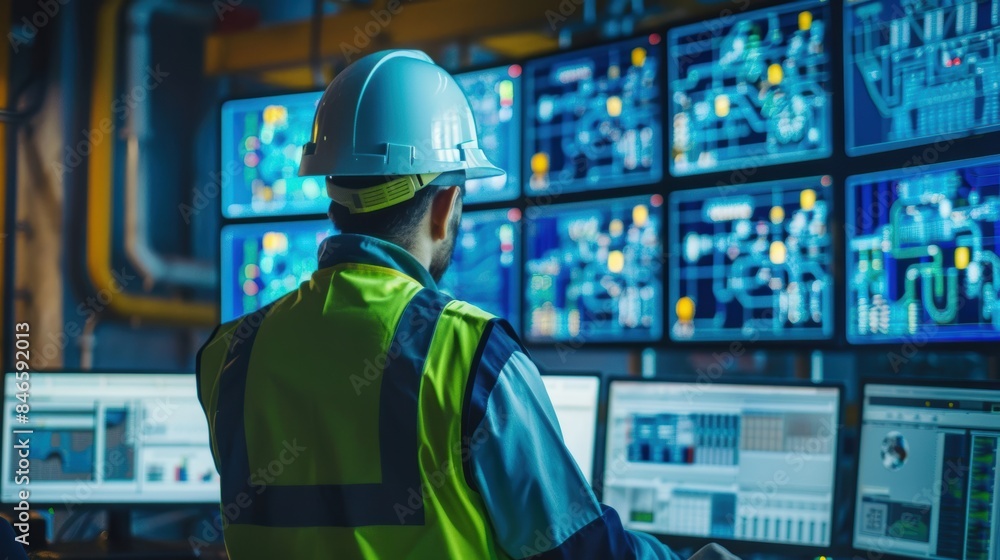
<box><xmin>465</xmin><ymin>322</ymin><xmax>679</xmax><ymax>560</ymax></box>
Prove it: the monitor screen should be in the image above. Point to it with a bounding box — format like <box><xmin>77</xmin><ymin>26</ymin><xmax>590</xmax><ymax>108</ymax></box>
<box><xmin>454</xmin><ymin>65</ymin><xmax>521</xmax><ymax>204</ymax></box>
<box><xmin>540</xmin><ymin>374</ymin><xmax>601</xmax><ymax>485</ymax></box>
<box><xmin>523</xmin><ymin>35</ymin><xmax>663</xmax><ymax>195</ymax></box>
<box><xmin>854</xmin><ymin>383</ymin><xmax>1000</xmax><ymax>560</ymax></box>
<box><xmin>669</xmin><ymin>176</ymin><xmax>834</xmax><ymax>342</ymax></box>
<box><xmin>845</xmin><ymin>0</ymin><xmax>1000</xmax><ymax>156</ymax></box>
<box><xmin>668</xmin><ymin>0</ymin><xmax>832</xmax><ymax>176</ymax></box>
<box><xmin>604</xmin><ymin>380</ymin><xmax>840</xmax><ymax>548</ymax></box>
<box><xmin>439</xmin><ymin>208</ymin><xmax>521</xmax><ymax>332</ymax></box>
<box><xmin>221</xmin><ymin>92</ymin><xmax>327</xmax><ymax>219</ymax></box>
<box><xmin>846</xmin><ymin>155</ymin><xmax>1000</xmax><ymax>343</ymax></box>
<box><xmin>1</xmin><ymin>373</ymin><xmax>219</xmax><ymax>504</ymax></box>
<box><xmin>524</xmin><ymin>194</ymin><xmax>664</xmax><ymax>343</ymax></box>
<box><xmin>220</xmin><ymin>220</ymin><xmax>335</xmax><ymax>322</ymax></box>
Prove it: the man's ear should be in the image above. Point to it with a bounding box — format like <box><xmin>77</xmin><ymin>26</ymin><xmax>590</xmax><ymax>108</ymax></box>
<box><xmin>430</xmin><ymin>186</ymin><xmax>461</xmax><ymax>242</ymax></box>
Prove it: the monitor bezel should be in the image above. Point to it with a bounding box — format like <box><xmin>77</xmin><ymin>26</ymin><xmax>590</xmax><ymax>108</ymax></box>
<box><xmin>0</xmin><ymin>370</ymin><xmax>221</xmax><ymax>508</ymax></box>
<box><xmin>601</xmin><ymin>375</ymin><xmax>847</xmax><ymax>556</ymax></box>
<box><xmin>850</xmin><ymin>377</ymin><xmax>1000</xmax><ymax>560</ymax></box>
<box><xmin>537</xmin><ymin>370</ymin><xmax>605</xmax><ymax>490</ymax></box>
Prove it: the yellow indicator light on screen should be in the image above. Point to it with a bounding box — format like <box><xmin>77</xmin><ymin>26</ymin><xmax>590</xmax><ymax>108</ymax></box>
<box><xmin>631</xmin><ymin>47</ymin><xmax>647</xmax><ymax>68</ymax></box>
<box><xmin>499</xmin><ymin>80</ymin><xmax>514</xmax><ymax>102</ymax></box>
<box><xmin>608</xmin><ymin>250</ymin><xmax>625</xmax><ymax>273</ymax></box>
<box><xmin>531</xmin><ymin>152</ymin><xmax>550</xmax><ymax>174</ymax></box>
<box><xmin>770</xmin><ymin>241</ymin><xmax>787</xmax><ymax>265</ymax></box>
<box><xmin>262</xmin><ymin>104</ymin><xmax>287</xmax><ymax>125</ymax></box>
<box><xmin>800</xmin><ymin>189</ymin><xmax>817</xmax><ymax>211</ymax></box>
<box><xmin>607</xmin><ymin>95</ymin><xmax>623</xmax><ymax>117</ymax></box>
<box><xmin>799</xmin><ymin>11</ymin><xmax>813</xmax><ymax>31</ymax></box>
<box><xmin>955</xmin><ymin>246</ymin><xmax>970</xmax><ymax>269</ymax></box>
<box><xmin>770</xmin><ymin>206</ymin><xmax>785</xmax><ymax>224</ymax></box>
<box><xmin>676</xmin><ymin>297</ymin><xmax>695</xmax><ymax>322</ymax></box>
<box><xmin>714</xmin><ymin>94</ymin><xmax>731</xmax><ymax>118</ymax></box>
<box><xmin>768</xmin><ymin>63</ymin><xmax>783</xmax><ymax>85</ymax></box>
<box><xmin>632</xmin><ymin>204</ymin><xmax>649</xmax><ymax>227</ymax></box>
<box><xmin>609</xmin><ymin>219</ymin><xmax>624</xmax><ymax>236</ymax></box>
<box><xmin>949</xmin><ymin>402</ymin><xmax>954</xmax><ymax>408</ymax></box>
<box><xmin>262</xmin><ymin>232</ymin><xmax>288</xmax><ymax>254</ymax></box>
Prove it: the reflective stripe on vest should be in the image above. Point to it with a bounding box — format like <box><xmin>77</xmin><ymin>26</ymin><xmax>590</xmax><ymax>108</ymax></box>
<box><xmin>216</xmin><ymin>288</ymin><xmax>451</xmax><ymax>528</ymax></box>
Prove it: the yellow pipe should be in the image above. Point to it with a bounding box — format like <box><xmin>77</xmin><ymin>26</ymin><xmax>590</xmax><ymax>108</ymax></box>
<box><xmin>87</xmin><ymin>0</ymin><xmax>217</xmax><ymax>326</ymax></box>
<box><xmin>0</xmin><ymin>0</ymin><xmax>9</xmax><ymax>370</ymax></box>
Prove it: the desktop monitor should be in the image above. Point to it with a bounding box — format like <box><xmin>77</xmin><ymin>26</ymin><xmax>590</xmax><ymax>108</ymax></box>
<box><xmin>220</xmin><ymin>220</ymin><xmax>336</xmax><ymax>322</ymax></box>
<box><xmin>668</xmin><ymin>0</ymin><xmax>832</xmax><ymax>176</ymax></box>
<box><xmin>846</xmin><ymin>155</ymin><xmax>1000</xmax><ymax>344</ymax></box>
<box><xmin>454</xmin><ymin>65</ymin><xmax>521</xmax><ymax>203</ymax></box>
<box><xmin>540</xmin><ymin>374</ymin><xmax>601</xmax><ymax>484</ymax></box>
<box><xmin>603</xmin><ymin>379</ymin><xmax>841</xmax><ymax>549</ymax></box>
<box><xmin>669</xmin><ymin>176</ymin><xmax>834</xmax><ymax>342</ymax></box>
<box><xmin>845</xmin><ymin>0</ymin><xmax>1000</xmax><ymax>156</ymax></box>
<box><xmin>523</xmin><ymin>34</ymin><xmax>663</xmax><ymax>195</ymax></box>
<box><xmin>439</xmin><ymin>208</ymin><xmax>521</xmax><ymax>332</ymax></box>
<box><xmin>524</xmin><ymin>194</ymin><xmax>664</xmax><ymax>343</ymax></box>
<box><xmin>221</xmin><ymin>92</ymin><xmax>327</xmax><ymax>219</ymax></box>
<box><xmin>1</xmin><ymin>373</ymin><xmax>219</xmax><ymax>504</ymax></box>
<box><xmin>854</xmin><ymin>382</ymin><xmax>1000</xmax><ymax>560</ymax></box>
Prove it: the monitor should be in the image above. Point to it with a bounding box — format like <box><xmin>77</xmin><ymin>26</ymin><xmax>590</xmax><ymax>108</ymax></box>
<box><xmin>524</xmin><ymin>194</ymin><xmax>664</xmax><ymax>343</ymax></box>
<box><xmin>220</xmin><ymin>220</ymin><xmax>336</xmax><ymax>322</ymax></box>
<box><xmin>669</xmin><ymin>176</ymin><xmax>834</xmax><ymax>342</ymax></box>
<box><xmin>454</xmin><ymin>64</ymin><xmax>521</xmax><ymax>204</ymax></box>
<box><xmin>221</xmin><ymin>92</ymin><xmax>327</xmax><ymax>219</ymax></box>
<box><xmin>668</xmin><ymin>0</ymin><xmax>832</xmax><ymax>176</ymax></box>
<box><xmin>854</xmin><ymin>382</ymin><xmax>1000</xmax><ymax>560</ymax></box>
<box><xmin>845</xmin><ymin>0</ymin><xmax>1000</xmax><ymax>156</ymax></box>
<box><xmin>523</xmin><ymin>34</ymin><xmax>663</xmax><ymax>195</ymax></box>
<box><xmin>846</xmin><ymin>155</ymin><xmax>1000</xmax><ymax>344</ymax></box>
<box><xmin>540</xmin><ymin>374</ymin><xmax>601</xmax><ymax>485</ymax></box>
<box><xmin>439</xmin><ymin>208</ymin><xmax>521</xmax><ymax>332</ymax></box>
<box><xmin>1</xmin><ymin>373</ymin><xmax>219</xmax><ymax>504</ymax></box>
<box><xmin>603</xmin><ymin>380</ymin><xmax>841</xmax><ymax>549</ymax></box>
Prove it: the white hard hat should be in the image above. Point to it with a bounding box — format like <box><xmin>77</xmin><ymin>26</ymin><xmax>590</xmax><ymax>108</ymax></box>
<box><xmin>299</xmin><ymin>49</ymin><xmax>504</xmax><ymax>213</ymax></box>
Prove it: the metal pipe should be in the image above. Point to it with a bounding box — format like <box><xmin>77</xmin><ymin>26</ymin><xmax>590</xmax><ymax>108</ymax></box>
<box><xmin>86</xmin><ymin>0</ymin><xmax>217</xmax><ymax>326</ymax></box>
<box><xmin>124</xmin><ymin>0</ymin><xmax>217</xmax><ymax>291</ymax></box>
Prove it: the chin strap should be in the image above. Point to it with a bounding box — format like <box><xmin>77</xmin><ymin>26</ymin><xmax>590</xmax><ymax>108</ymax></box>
<box><xmin>326</xmin><ymin>173</ymin><xmax>442</xmax><ymax>214</ymax></box>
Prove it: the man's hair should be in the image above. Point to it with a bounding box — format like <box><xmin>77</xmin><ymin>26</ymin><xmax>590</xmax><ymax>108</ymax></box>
<box><xmin>327</xmin><ymin>177</ymin><xmax>445</xmax><ymax>250</ymax></box>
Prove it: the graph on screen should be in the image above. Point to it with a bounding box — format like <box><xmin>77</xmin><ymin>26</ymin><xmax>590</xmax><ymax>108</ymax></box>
<box><xmin>454</xmin><ymin>65</ymin><xmax>521</xmax><ymax>203</ymax></box>
<box><xmin>670</xmin><ymin>177</ymin><xmax>834</xmax><ymax>341</ymax></box>
<box><xmin>221</xmin><ymin>92</ymin><xmax>327</xmax><ymax>219</ymax></box>
<box><xmin>668</xmin><ymin>0</ymin><xmax>832</xmax><ymax>176</ymax></box>
<box><xmin>524</xmin><ymin>194</ymin><xmax>663</xmax><ymax>342</ymax></box>
<box><xmin>220</xmin><ymin>220</ymin><xmax>335</xmax><ymax>321</ymax></box>
<box><xmin>847</xmin><ymin>156</ymin><xmax>1000</xmax><ymax>343</ymax></box>
<box><xmin>524</xmin><ymin>35</ymin><xmax>663</xmax><ymax>195</ymax></box>
<box><xmin>845</xmin><ymin>0</ymin><xmax>1000</xmax><ymax>155</ymax></box>
<box><xmin>439</xmin><ymin>208</ymin><xmax>521</xmax><ymax>331</ymax></box>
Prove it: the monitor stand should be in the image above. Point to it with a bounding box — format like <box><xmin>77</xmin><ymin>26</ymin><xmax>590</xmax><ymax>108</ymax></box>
<box><xmin>43</xmin><ymin>508</ymin><xmax>219</xmax><ymax>560</ymax></box>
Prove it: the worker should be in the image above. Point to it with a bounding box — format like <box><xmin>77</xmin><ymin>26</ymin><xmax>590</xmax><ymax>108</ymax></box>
<box><xmin>197</xmin><ymin>49</ymin><xmax>741</xmax><ymax>560</ymax></box>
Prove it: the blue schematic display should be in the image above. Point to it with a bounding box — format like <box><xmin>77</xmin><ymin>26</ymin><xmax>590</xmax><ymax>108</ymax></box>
<box><xmin>845</xmin><ymin>0</ymin><xmax>1000</xmax><ymax>156</ymax></box>
<box><xmin>524</xmin><ymin>195</ymin><xmax>663</xmax><ymax>342</ymax></box>
<box><xmin>524</xmin><ymin>35</ymin><xmax>663</xmax><ymax>195</ymax></box>
<box><xmin>670</xmin><ymin>177</ymin><xmax>834</xmax><ymax>341</ymax></box>
<box><xmin>668</xmin><ymin>0</ymin><xmax>832</xmax><ymax>176</ymax></box>
<box><xmin>454</xmin><ymin>65</ymin><xmax>521</xmax><ymax>204</ymax></box>
<box><xmin>221</xmin><ymin>92</ymin><xmax>327</xmax><ymax>219</ymax></box>
<box><xmin>439</xmin><ymin>208</ymin><xmax>521</xmax><ymax>332</ymax></box>
<box><xmin>220</xmin><ymin>220</ymin><xmax>335</xmax><ymax>321</ymax></box>
<box><xmin>847</xmin><ymin>156</ymin><xmax>1000</xmax><ymax>343</ymax></box>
